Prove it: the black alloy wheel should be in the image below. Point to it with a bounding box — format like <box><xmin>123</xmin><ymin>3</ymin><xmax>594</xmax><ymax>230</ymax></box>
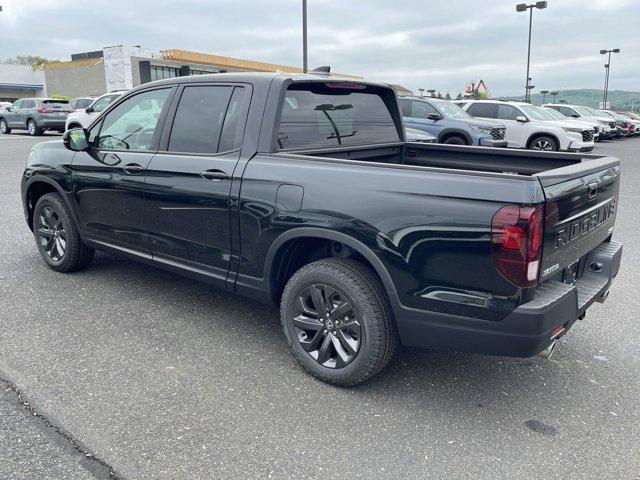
<box><xmin>281</xmin><ymin>258</ymin><xmax>398</xmax><ymax>386</ymax></box>
<box><xmin>294</xmin><ymin>283</ymin><xmax>361</xmax><ymax>369</ymax></box>
<box><xmin>37</xmin><ymin>206</ymin><xmax>66</xmax><ymax>261</ymax></box>
<box><xmin>33</xmin><ymin>193</ymin><xmax>94</xmax><ymax>272</ymax></box>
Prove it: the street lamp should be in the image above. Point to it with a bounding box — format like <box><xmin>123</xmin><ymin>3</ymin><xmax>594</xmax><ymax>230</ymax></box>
<box><xmin>550</xmin><ymin>90</ymin><xmax>558</xmax><ymax>102</ymax></box>
<box><xmin>600</xmin><ymin>48</ymin><xmax>620</xmax><ymax>108</ymax></box>
<box><xmin>540</xmin><ymin>89</ymin><xmax>549</xmax><ymax>104</ymax></box>
<box><xmin>418</xmin><ymin>88</ymin><xmax>425</xmax><ymax>97</ymax></box>
<box><xmin>302</xmin><ymin>0</ymin><xmax>308</xmax><ymax>73</ymax></box>
<box><xmin>516</xmin><ymin>2</ymin><xmax>547</xmax><ymax>102</ymax></box>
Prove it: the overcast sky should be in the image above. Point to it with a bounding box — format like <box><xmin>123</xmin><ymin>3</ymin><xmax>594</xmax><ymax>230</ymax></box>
<box><xmin>1</xmin><ymin>0</ymin><xmax>637</xmax><ymax>96</ymax></box>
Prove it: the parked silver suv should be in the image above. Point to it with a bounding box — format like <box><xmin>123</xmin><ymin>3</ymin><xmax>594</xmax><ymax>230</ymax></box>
<box><xmin>0</xmin><ymin>98</ymin><xmax>74</xmax><ymax>135</ymax></box>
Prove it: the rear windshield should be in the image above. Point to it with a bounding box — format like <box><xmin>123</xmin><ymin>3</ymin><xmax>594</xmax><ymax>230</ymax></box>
<box><xmin>276</xmin><ymin>82</ymin><xmax>400</xmax><ymax>150</ymax></box>
<box><xmin>43</xmin><ymin>99</ymin><xmax>69</xmax><ymax>104</ymax></box>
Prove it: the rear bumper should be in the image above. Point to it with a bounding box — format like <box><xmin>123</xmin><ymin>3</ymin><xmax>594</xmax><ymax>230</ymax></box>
<box><xmin>394</xmin><ymin>241</ymin><xmax>622</xmax><ymax>357</ymax></box>
<box><xmin>37</xmin><ymin>117</ymin><xmax>67</xmax><ymax>129</ymax></box>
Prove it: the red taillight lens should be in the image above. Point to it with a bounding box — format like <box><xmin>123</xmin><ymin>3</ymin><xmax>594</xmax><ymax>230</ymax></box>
<box><xmin>37</xmin><ymin>103</ymin><xmax>46</xmax><ymax>113</ymax></box>
<box><xmin>491</xmin><ymin>204</ymin><xmax>544</xmax><ymax>288</ymax></box>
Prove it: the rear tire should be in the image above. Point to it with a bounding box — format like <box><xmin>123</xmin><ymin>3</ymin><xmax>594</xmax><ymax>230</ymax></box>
<box><xmin>0</xmin><ymin>118</ymin><xmax>10</xmax><ymax>134</ymax></box>
<box><xmin>33</xmin><ymin>193</ymin><xmax>94</xmax><ymax>272</ymax></box>
<box><xmin>529</xmin><ymin>135</ymin><xmax>558</xmax><ymax>151</ymax></box>
<box><xmin>27</xmin><ymin>119</ymin><xmax>43</xmax><ymax>136</ymax></box>
<box><xmin>442</xmin><ymin>134</ymin><xmax>468</xmax><ymax>145</ymax></box>
<box><xmin>280</xmin><ymin>258</ymin><xmax>398</xmax><ymax>387</ymax></box>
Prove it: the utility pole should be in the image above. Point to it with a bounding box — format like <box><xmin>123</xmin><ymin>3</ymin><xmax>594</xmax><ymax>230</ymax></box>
<box><xmin>302</xmin><ymin>0</ymin><xmax>308</xmax><ymax>73</ymax></box>
<box><xmin>600</xmin><ymin>48</ymin><xmax>620</xmax><ymax>108</ymax></box>
<box><xmin>516</xmin><ymin>2</ymin><xmax>547</xmax><ymax>102</ymax></box>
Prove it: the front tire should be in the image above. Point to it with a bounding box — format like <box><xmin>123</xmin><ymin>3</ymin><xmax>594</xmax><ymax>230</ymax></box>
<box><xmin>280</xmin><ymin>258</ymin><xmax>398</xmax><ymax>387</ymax></box>
<box><xmin>27</xmin><ymin>119</ymin><xmax>43</xmax><ymax>136</ymax></box>
<box><xmin>0</xmin><ymin>118</ymin><xmax>10</xmax><ymax>134</ymax></box>
<box><xmin>529</xmin><ymin>135</ymin><xmax>558</xmax><ymax>151</ymax></box>
<box><xmin>33</xmin><ymin>193</ymin><xmax>94</xmax><ymax>272</ymax></box>
<box><xmin>442</xmin><ymin>134</ymin><xmax>468</xmax><ymax>145</ymax></box>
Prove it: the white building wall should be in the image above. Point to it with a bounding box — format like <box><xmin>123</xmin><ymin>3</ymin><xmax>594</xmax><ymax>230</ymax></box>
<box><xmin>0</xmin><ymin>64</ymin><xmax>46</xmax><ymax>100</ymax></box>
<box><xmin>103</xmin><ymin>45</ymin><xmax>162</xmax><ymax>91</ymax></box>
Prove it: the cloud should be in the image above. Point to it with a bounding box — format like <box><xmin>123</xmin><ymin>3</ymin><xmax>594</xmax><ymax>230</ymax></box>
<box><xmin>0</xmin><ymin>0</ymin><xmax>637</xmax><ymax>96</ymax></box>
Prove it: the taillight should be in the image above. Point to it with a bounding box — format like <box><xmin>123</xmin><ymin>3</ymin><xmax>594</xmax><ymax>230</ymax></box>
<box><xmin>37</xmin><ymin>103</ymin><xmax>46</xmax><ymax>113</ymax></box>
<box><xmin>491</xmin><ymin>204</ymin><xmax>544</xmax><ymax>288</ymax></box>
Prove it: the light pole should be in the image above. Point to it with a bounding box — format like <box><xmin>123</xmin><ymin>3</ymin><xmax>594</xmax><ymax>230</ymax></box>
<box><xmin>540</xmin><ymin>89</ymin><xmax>549</xmax><ymax>104</ymax></box>
<box><xmin>600</xmin><ymin>48</ymin><xmax>620</xmax><ymax>108</ymax></box>
<box><xmin>302</xmin><ymin>0</ymin><xmax>308</xmax><ymax>73</ymax></box>
<box><xmin>418</xmin><ymin>88</ymin><xmax>425</xmax><ymax>97</ymax></box>
<box><xmin>516</xmin><ymin>2</ymin><xmax>547</xmax><ymax>102</ymax></box>
<box><xmin>550</xmin><ymin>90</ymin><xmax>558</xmax><ymax>102</ymax></box>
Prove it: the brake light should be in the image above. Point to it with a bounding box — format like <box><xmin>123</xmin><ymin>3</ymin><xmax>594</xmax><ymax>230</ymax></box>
<box><xmin>37</xmin><ymin>103</ymin><xmax>47</xmax><ymax>113</ymax></box>
<box><xmin>491</xmin><ymin>204</ymin><xmax>544</xmax><ymax>288</ymax></box>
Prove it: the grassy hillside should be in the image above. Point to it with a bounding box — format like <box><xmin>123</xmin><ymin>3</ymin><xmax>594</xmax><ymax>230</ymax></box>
<box><xmin>496</xmin><ymin>89</ymin><xmax>640</xmax><ymax>110</ymax></box>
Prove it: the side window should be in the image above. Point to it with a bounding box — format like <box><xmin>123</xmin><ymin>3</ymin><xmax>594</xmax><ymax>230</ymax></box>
<box><xmin>12</xmin><ymin>100</ymin><xmax>23</xmax><ymax>109</ymax></box>
<box><xmin>218</xmin><ymin>87</ymin><xmax>248</xmax><ymax>153</ymax></box>
<box><xmin>91</xmin><ymin>95</ymin><xmax>115</xmax><ymax>113</ymax></box>
<box><xmin>168</xmin><ymin>85</ymin><xmax>233</xmax><ymax>154</ymax></box>
<box><xmin>468</xmin><ymin>103</ymin><xmax>498</xmax><ymax>118</ymax></box>
<box><xmin>556</xmin><ymin>106</ymin><xmax>574</xmax><ymax>117</ymax></box>
<box><xmin>23</xmin><ymin>100</ymin><xmax>35</xmax><ymax>109</ymax></box>
<box><xmin>96</xmin><ymin>88</ymin><xmax>171</xmax><ymax>151</ymax></box>
<box><xmin>411</xmin><ymin>101</ymin><xmax>437</xmax><ymax>119</ymax></box>
<box><xmin>497</xmin><ymin>104</ymin><xmax>521</xmax><ymax>121</ymax></box>
<box><xmin>399</xmin><ymin>99</ymin><xmax>411</xmax><ymax>117</ymax></box>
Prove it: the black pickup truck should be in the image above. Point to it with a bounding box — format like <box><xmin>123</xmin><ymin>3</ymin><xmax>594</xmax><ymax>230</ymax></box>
<box><xmin>21</xmin><ymin>72</ymin><xmax>622</xmax><ymax>386</ymax></box>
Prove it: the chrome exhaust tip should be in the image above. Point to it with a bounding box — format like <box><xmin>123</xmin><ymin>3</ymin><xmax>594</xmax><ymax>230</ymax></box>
<box><xmin>537</xmin><ymin>341</ymin><xmax>556</xmax><ymax>360</ymax></box>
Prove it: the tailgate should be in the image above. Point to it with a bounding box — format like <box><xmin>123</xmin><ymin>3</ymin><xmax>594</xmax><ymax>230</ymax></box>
<box><xmin>537</xmin><ymin>159</ymin><xmax>620</xmax><ymax>282</ymax></box>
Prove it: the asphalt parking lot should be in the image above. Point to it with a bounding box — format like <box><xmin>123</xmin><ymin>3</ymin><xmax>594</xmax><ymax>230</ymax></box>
<box><xmin>1</xmin><ymin>132</ymin><xmax>639</xmax><ymax>480</ymax></box>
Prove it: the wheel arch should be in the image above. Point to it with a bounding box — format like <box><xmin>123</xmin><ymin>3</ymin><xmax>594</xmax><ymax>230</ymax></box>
<box><xmin>264</xmin><ymin>228</ymin><xmax>397</xmax><ymax>305</ymax></box>
<box><xmin>438</xmin><ymin>128</ymin><xmax>472</xmax><ymax>145</ymax></box>
<box><xmin>24</xmin><ymin>177</ymin><xmax>78</xmax><ymax>231</ymax></box>
<box><xmin>526</xmin><ymin>131</ymin><xmax>560</xmax><ymax>150</ymax></box>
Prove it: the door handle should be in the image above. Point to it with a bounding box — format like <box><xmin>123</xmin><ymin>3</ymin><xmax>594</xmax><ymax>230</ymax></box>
<box><xmin>200</xmin><ymin>169</ymin><xmax>228</xmax><ymax>181</ymax></box>
<box><xmin>122</xmin><ymin>163</ymin><xmax>144</xmax><ymax>174</ymax></box>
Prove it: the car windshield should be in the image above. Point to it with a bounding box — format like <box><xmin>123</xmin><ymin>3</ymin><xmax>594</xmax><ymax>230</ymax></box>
<box><xmin>432</xmin><ymin>100</ymin><xmax>471</xmax><ymax>119</ymax></box>
<box><xmin>519</xmin><ymin>104</ymin><xmax>551</xmax><ymax>121</ymax></box>
<box><xmin>543</xmin><ymin>108</ymin><xmax>565</xmax><ymax>120</ymax></box>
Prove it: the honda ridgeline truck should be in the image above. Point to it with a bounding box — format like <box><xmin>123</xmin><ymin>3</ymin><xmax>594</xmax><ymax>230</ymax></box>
<box><xmin>21</xmin><ymin>72</ymin><xmax>622</xmax><ymax>386</ymax></box>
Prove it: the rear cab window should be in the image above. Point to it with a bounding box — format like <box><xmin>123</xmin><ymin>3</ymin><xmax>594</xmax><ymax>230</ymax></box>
<box><xmin>276</xmin><ymin>82</ymin><xmax>400</xmax><ymax>150</ymax></box>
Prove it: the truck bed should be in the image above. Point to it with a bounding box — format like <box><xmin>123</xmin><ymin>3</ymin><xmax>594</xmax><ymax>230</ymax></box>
<box><xmin>289</xmin><ymin>142</ymin><xmax>617</xmax><ymax>182</ymax></box>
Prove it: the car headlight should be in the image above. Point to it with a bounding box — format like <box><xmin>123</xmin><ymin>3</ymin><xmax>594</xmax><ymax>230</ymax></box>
<box><xmin>469</xmin><ymin>124</ymin><xmax>493</xmax><ymax>134</ymax></box>
<box><xmin>562</xmin><ymin>127</ymin><xmax>583</xmax><ymax>133</ymax></box>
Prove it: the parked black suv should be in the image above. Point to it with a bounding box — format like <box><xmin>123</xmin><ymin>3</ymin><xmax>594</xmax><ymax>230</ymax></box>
<box><xmin>21</xmin><ymin>73</ymin><xmax>622</xmax><ymax>386</ymax></box>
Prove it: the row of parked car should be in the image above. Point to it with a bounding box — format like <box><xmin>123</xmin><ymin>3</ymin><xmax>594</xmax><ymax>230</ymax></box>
<box><xmin>401</xmin><ymin>95</ymin><xmax>640</xmax><ymax>152</ymax></box>
<box><xmin>0</xmin><ymin>91</ymin><xmax>126</xmax><ymax>136</ymax></box>
<box><xmin>1</xmin><ymin>89</ymin><xmax>639</xmax><ymax>154</ymax></box>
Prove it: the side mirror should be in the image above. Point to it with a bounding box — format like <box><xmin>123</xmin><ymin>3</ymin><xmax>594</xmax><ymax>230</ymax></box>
<box><xmin>5</xmin><ymin>107</ymin><xmax>11</xmax><ymax>112</ymax></box>
<box><xmin>85</xmin><ymin>107</ymin><xmax>93</xmax><ymax>114</ymax></box>
<box><xmin>516</xmin><ymin>115</ymin><xmax>528</xmax><ymax>123</ymax></box>
<box><xmin>427</xmin><ymin>113</ymin><xmax>443</xmax><ymax>120</ymax></box>
<box><xmin>63</xmin><ymin>128</ymin><xmax>89</xmax><ymax>151</ymax></box>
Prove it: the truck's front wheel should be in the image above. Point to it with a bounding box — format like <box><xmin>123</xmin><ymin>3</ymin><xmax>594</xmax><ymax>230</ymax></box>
<box><xmin>280</xmin><ymin>258</ymin><xmax>398</xmax><ymax>386</ymax></box>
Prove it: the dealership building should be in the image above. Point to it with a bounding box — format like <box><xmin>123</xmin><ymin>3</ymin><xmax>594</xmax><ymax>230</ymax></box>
<box><xmin>0</xmin><ymin>45</ymin><xmax>320</xmax><ymax>101</ymax></box>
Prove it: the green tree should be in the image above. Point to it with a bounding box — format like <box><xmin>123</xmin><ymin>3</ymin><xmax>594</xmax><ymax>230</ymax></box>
<box><xmin>444</xmin><ymin>92</ymin><xmax>451</xmax><ymax>100</ymax></box>
<box><xmin>455</xmin><ymin>92</ymin><xmax>463</xmax><ymax>100</ymax></box>
<box><xmin>4</xmin><ymin>55</ymin><xmax>60</xmax><ymax>67</ymax></box>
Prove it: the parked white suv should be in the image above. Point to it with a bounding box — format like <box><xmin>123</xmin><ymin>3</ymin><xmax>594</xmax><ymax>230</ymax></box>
<box><xmin>542</xmin><ymin>103</ymin><xmax>616</xmax><ymax>140</ymax></box>
<box><xmin>65</xmin><ymin>91</ymin><xmax>126</xmax><ymax>130</ymax></box>
<box><xmin>461</xmin><ymin>100</ymin><xmax>594</xmax><ymax>152</ymax></box>
<box><xmin>539</xmin><ymin>106</ymin><xmax>601</xmax><ymax>141</ymax></box>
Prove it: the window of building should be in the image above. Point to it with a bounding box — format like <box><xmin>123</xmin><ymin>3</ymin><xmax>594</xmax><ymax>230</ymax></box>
<box><xmin>150</xmin><ymin>65</ymin><xmax>181</xmax><ymax>82</ymax></box>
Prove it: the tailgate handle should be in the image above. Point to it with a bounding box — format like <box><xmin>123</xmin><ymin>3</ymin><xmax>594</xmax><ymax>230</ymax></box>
<box><xmin>587</xmin><ymin>180</ymin><xmax>598</xmax><ymax>199</ymax></box>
